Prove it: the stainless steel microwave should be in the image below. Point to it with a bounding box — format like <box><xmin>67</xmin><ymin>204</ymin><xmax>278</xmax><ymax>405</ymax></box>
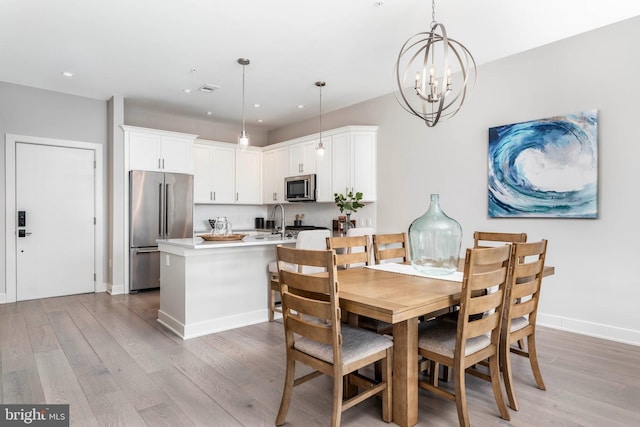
<box><xmin>285</xmin><ymin>174</ymin><xmax>316</xmax><ymax>202</ymax></box>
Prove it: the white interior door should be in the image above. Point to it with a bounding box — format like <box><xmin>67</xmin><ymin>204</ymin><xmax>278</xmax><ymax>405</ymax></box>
<box><xmin>16</xmin><ymin>142</ymin><xmax>95</xmax><ymax>301</ymax></box>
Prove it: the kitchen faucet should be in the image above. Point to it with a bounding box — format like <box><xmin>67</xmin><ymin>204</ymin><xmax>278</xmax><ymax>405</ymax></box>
<box><xmin>271</xmin><ymin>204</ymin><xmax>286</xmax><ymax>237</ymax></box>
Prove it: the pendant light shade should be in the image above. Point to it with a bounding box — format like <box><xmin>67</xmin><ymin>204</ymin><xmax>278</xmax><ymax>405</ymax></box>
<box><xmin>237</xmin><ymin>58</ymin><xmax>250</xmax><ymax>149</ymax></box>
<box><xmin>315</xmin><ymin>81</ymin><xmax>326</xmax><ymax>159</ymax></box>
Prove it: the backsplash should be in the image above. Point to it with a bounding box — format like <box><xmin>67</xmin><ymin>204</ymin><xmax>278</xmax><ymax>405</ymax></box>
<box><xmin>194</xmin><ymin>202</ymin><xmax>377</xmax><ymax>233</ymax></box>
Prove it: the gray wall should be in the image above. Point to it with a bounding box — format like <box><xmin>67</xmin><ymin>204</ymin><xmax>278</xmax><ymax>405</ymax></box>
<box><xmin>268</xmin><ymin>16</ymin><xmax>640</xmax><ymax>345</ymax></box>
<box><xmin>124</xmin><ymin>101</ymin><xmax>269</xmax><ymax>146</ymax></box>
<box><xmin>0</xmin><ymin>82</ymin><xmax>107</xmax><ymax>298</ymax></box>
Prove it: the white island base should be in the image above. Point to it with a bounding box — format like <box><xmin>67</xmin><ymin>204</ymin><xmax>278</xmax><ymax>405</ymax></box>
<box><xmin>157</xmin><ymin>236</ymin><xmax>295</xmax><ymax>339</ymax></box>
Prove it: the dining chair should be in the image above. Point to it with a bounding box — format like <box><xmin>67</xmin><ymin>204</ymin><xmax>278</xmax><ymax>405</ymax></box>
<box><xmin>474</xmin><ymin>231</ymin><xmax>528</xmax><ymax>248</ymax></box>
<box><xmin>267</xmin><ymin>229</ymin><xmax>331</xmax><ymax>321</ymax></box>
<box><xmin>326</xmin><ymin>234</ymin><xmax>371</xmax><ymax>269</ymax></box>
<box><xmin>473</xmin><ymin>231</ymin><xmax>528</xmax><ymax>345</ymax></box>
<box><xmin>275</xmin><ymin>245</ymin><xmax>393</xmax><ymax>427</ymax></box>
<box><xmin>417</xmin><ymin>245</ymin><xmax>512</xmax><ymax>427</ymax></box>
<box><xmin>501</xmin><ymin>239</ymin><xmax>548</xmax><ymax>411</ymax></box>
<box><xmin>372</xmin><ymin>232</ymin><xmax>409</xmax><ymax>264</ymax></box>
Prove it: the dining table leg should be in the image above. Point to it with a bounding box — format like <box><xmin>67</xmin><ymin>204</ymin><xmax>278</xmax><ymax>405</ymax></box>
<box><xmin>392</xmin><ymin>317</ymin><xmax>419</xmax><ymax>427</ymax></box>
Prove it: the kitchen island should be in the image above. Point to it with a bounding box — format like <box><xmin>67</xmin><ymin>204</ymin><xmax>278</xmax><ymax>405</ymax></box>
<box><xmin>157</xmin><ymin>235</ymin><xmax>295</xmax><ymax>339</ymax></box>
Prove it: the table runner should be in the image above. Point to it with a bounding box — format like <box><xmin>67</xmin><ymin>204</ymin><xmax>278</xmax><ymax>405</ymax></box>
<box><xmin>365</xmin><ymin>262</ymin><xmax>463</xmax><ymax>283</ymax></box>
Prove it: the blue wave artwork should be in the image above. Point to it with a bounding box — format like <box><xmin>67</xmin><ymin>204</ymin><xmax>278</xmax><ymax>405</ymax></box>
<box><xmin>488</xmin><ymin>110</ymin><xmax>598</xmax><ymax>218</ymax></box>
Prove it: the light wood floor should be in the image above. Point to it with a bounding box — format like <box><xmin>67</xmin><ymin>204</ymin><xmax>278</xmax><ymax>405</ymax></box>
<box><xmin>1</xmin><ymin>290</ymin><xmax>639</xmax><ymax>426</ymax></box>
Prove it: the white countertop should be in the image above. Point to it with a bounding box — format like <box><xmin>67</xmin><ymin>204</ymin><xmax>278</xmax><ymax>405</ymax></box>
<box><xmin>158</xmin><ymin>235</ymin><xmax>296</xmax><ymax>250</ymax></box>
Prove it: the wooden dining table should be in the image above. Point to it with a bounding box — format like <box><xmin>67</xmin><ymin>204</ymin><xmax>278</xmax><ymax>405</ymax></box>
<box><xmin>337</xmin><ymin>264</ymin><xmax>555</xmax><ymax>427</ymax></box>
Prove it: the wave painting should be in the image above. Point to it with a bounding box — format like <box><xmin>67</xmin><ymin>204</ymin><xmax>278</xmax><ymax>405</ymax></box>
<box><xmin>488</xmin><ymin>110</ymin><xmax>598</xmax><ymax>218</ymax></box>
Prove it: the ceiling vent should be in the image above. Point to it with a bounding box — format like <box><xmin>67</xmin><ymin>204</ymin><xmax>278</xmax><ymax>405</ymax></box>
<box><xmin>199</xmin><ymin>84</ymin><xmax>219</xmax><ymax>93</ymax></box>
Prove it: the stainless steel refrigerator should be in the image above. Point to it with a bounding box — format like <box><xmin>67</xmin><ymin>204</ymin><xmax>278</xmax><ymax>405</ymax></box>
<box><xmin>129</xmin><ymin>170</ymin><xmax>193</xmax><ymax>291</ymax></box>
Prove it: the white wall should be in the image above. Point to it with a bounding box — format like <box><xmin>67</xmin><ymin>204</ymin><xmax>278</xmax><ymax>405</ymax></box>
<box><xmin>0</xmin><ymin>82</ymin><xmax>107</xmax><ymax>300</ymax></box>
<box><xmin>268</xmin><ymin>17</ymin><xmax>640</xmax><ymax>345</ymax></box>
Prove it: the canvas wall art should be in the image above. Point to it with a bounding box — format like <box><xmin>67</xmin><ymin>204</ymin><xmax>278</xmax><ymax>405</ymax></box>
<box><xmin>488</xmin><ymin>110</ymin><xmax>598</xmax><ymax>218</ymax></box>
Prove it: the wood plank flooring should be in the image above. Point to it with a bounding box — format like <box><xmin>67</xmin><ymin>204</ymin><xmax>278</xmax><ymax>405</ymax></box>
<box><xmin>1</xmin><ymin>290</ymin><xmax>639</xmax><ymax>426</ymax></box>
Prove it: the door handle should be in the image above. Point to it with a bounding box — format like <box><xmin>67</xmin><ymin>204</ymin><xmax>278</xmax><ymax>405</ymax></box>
<box><xmin>18</xmin><ymin>230</ymin><xmax>32</xmax><ymax>237</ymax></box>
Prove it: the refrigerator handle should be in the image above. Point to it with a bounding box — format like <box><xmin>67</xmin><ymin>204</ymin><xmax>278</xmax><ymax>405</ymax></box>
<box><xmin>158</xmin><ymin>183</ymin><xmax>163</xmax><ymax>236</ymax></box>
<box><xmin>165</xmin><ymin>183</ymin><xmax>170</xmax><ymax>236</ymax></box>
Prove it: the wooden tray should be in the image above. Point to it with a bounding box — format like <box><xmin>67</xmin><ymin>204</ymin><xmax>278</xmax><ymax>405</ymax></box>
<box><xmin>198</xmin><ymin>233</ymin><xmax>247</xmax><ymax>241</ymax></box>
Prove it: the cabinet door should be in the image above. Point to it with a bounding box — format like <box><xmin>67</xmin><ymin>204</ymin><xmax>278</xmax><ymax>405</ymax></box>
<box><xmin>235</xmin><ymin>150</ymin><xmax>261</xmax><ymax>204</ymax></box>
<box><xmin>331</xmin><ymin>132</ymin><xmax>351</xmax><ymax>196</ymax></box>
<box><xmin>129</xmin><ymin>132</ymin><xmax>162</xmax><ymax>171</ymax></box>
<box><xmin>315</xmin><ymin>137</ymin><xmax>333</xmax><ymax>202</ymax></box>
<box><xmin>352</xmin><ymin>132</ymin><xmax>376</xmax><ymax>201</ymax></box>
<box><xmin>193</xmin><ymin>144</ymin><xmax>214</xmax><ymax>203</ymax></box>
<box><xmin>210</xmin><ymin>146</ymin><xmax>235</xmax><ymax>203</ymax></box>
<box><xmin>289</xmin><ymin>141</ymin><xmax>317</xmax><ymax>175</ymax></box>
<box><xmin>161</xmin><ymin>136</ymin><xmax>193</xmax><ymax>173</ymax></box>
<box><xmin>263</xmin><ymin>148</ymin><xmax>289</xmax><ymax>203</ymax></box>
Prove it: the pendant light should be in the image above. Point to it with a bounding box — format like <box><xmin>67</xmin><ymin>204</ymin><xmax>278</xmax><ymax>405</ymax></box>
<box><xmin>394</xmin><ymin>0</ymin><xmax>476</xmax><ymax>127</ymax></box>
<box><xmin>237</xmin><ymin>58</ymin><xmax>250</xmax><ymax>149</ymax></box>
<box><xmin>315</xmin><ymin>81</ymin><xmax>326</xmax><ymax>159</ymax></box>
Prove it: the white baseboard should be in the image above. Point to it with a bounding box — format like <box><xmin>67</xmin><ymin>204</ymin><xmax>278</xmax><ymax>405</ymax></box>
<box><xmin>108</xmin><ymin>283</ymin><xmax>126</xmax><ymax>295</ymax></box>
<box><xmin>158</xmin><ymin>308</ymin><xmax>268</xmax><ymax>340</ymax></box>
<box><xmin>96</xmin><ymin>281</ymin><xmax>108</xmax><ymax>293</ymax></box>
<box><xmin>538</xmin><ymin>312</ymin><xmax>640</xmax><ymax>346</ymax></box>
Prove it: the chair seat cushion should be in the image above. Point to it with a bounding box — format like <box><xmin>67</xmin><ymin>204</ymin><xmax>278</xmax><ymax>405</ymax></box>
<box><xmin>294</xmin><ymin>324</ymin><xmax>393</xmax><ymax>365</ymax></box>
<box><xmin>510</xmin><ymin>316</ymin><xmax>529</xmax><ymax>332</ymax></box>
<box><xmin>418</xmin><ymin>320</ymin><xmax>491</xmax><ymax>358</ymax></box>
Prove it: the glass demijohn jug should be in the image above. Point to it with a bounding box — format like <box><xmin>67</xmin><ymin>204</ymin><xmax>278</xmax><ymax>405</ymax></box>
<box><xmin>408</xmin><ymin>194</ymin><xmax>462</xmax><ymax>275</ymax></box>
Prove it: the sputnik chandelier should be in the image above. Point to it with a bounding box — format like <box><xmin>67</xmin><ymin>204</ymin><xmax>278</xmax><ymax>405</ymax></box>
<box><xmin>394</xmin><ymin>0</ymin><xmax>476</xmax><ymax>127</ymax></box>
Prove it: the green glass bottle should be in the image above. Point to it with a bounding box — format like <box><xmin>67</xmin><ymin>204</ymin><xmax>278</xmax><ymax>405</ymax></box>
<box><xmin>409</xmin><ymin>194</ymin><xmax>462</xmax><ymax>275</ymax></box>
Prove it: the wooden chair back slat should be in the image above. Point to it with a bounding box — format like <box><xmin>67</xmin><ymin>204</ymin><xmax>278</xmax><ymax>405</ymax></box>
<box><xmin>326</xmin><ymin>235</ymin><xmax>370</xmax><ymax>268</ymax></box>
<box><xmin>372</xmin><ymin>232</ymin><xmax>409</xmax><ymax>264</ymax></box>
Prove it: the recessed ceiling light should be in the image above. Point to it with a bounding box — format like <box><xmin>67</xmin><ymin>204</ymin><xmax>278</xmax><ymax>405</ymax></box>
<box><xmin>206</xmin><ymin>111</ymin><xmax>213</xmax><ymax>116</ymax></box>
<box><xmin>257</xmin><ymin>119</ymin><xmax>264</xmax><ymax>123</ymax></box>
<box><xmin>297</xmin><ymin>105</ymin><xmax>304</xmax><ymax>109</ymax></box>
<box><xmin>183</xmin><ymin>89</ymin><xmax>192</xmax><ymax>93</ymax></box>
<box><xmin>253</xmin><ymin>103</ymin><xmax>260</xmax><ymax>108</ymax></box>
<box><xmin>62</xmin><ymin>71</ymin><xmax>73</xmax><ymax>77</ymax></box>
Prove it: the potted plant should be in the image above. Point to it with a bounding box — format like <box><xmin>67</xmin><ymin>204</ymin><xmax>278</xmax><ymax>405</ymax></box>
<box><xmin>334</xmin><ymin>191</ymin><xmax>364</xmax><ymax>230</ymax></box>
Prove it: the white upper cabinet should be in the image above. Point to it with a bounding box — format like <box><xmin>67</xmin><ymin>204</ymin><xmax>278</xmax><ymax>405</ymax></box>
<box><xmin>331</xmin><ymin>129</ymin><xmax>376</xmax><ymax>202</ymax></box>
<box><xmin>193</xmin><ymin>143</ymin><xmax>235</xmax><ymax>204</ymax></box>
<box><xmin>289</xmin><ymin>141</ymin><xmax>317</xmax><ymax>175</ymax></box>
<box><xmin>315</xmin><ymin>136</ymin><xmax>333</xmax><ymax>202</ymax></box>
<box><xmin>194</xmin><ymin>140</ymin><xmax>261</xmax><ymax>205</ymax></box>
<box><xmin>235</xmin><ymin>149</ymin><xmax>262</xmax><ymax>204</ymax></box>
<box><xmin>124</xmin><ymin>126</ymin><xmax>196</xmax><ymax>173</ymax></box>
<box><xmin>263</xmin><ymin>147</ymin><xmax>289</xmax><ymax>203</ymax></box>
<box><xmin>264</xmin><ymin>126</ymin><xmax>377</xmax><ymax>204</ymax></box>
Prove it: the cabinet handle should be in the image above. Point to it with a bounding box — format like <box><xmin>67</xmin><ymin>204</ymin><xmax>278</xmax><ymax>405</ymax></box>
<box><xmin>162</xmin><ymin>158</ymin><xmax>165</xmax><ymax>169</ymax></box>
<box><xmin>273</xmin><ymin>192</ymin><xmax>276</xmax><ymax>201</ymax></box>
<box><xmin>213</xmin><ymin>191</ymin><xmax>216</xmax><ymax>201</ymax></box>
<box><xmin>158</xmin><ymin>158</ymin><xmax>162</xmax><ymax>169</ymax></box>
<box><xmin>210</xmin><ymin>191</ymin><xmax>213</xmax><ymax>201</ymax></box>
<box><xmin>236</xmin><ymin>192</ymin><xmax>239</xmax><ymax>202</ymax></box>
<box><xmin>299</xmin><ymin>163</ymin><xmax>303</xmax><ymax>173</ymax></box>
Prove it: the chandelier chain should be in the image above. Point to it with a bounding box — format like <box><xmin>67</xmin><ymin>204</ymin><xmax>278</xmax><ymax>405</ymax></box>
<box><xmin>431</xmin><ymin>0</ymin><xmax>436</xmax><ymax>26</ymax></box>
